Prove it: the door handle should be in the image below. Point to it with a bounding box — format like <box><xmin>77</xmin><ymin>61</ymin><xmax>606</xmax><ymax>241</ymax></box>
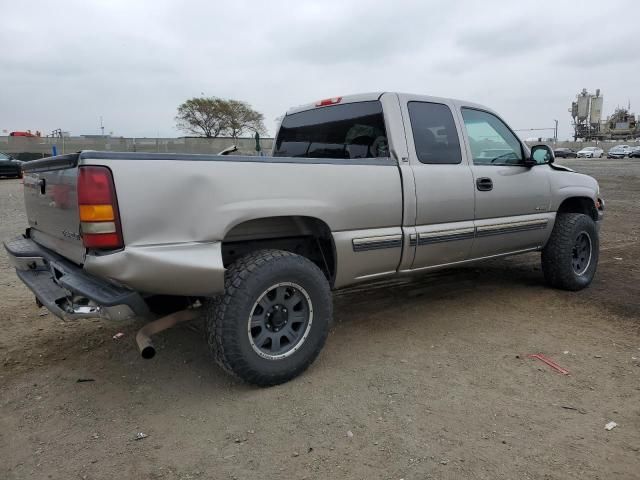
<box><xmin>476</xmin><ymin>177</ymin><xmax>493</xmax><ymax>191</ymax></box>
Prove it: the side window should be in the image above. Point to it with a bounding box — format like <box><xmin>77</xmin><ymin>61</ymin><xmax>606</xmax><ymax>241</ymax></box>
<box><xmin>408</xmin><ymin>102</ymin><xmax>462</xmax><ymax>164</ymax></box>
<box><xmin>273</xmin><ymin>101</ymin><xmax>389</xmax><ymax>159</ymax></box>
<box><xmin>461</xmin><ymin>108</ymin><xmax>523</xmax><ymax>165</ymax></box>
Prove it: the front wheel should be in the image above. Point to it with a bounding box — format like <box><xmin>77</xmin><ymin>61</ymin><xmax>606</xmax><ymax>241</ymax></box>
<box><xmin>542</xmin><ymin>213</ymin><xmax>599</xmax><ymax>291</ymax></box>
<box><xmin>205</xmin><ymin>249</ymin><xmax>332</xmax><ymax>386</ymax></box>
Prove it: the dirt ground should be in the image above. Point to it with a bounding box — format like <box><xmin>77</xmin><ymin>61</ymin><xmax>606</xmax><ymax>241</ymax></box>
<box><xmin>1</xmin><ymin>158</ymin><xmax>639</xmax><ymax>480</ymax></box>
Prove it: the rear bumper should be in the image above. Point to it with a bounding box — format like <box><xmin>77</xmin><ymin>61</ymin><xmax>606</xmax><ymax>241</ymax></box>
<box><xmin>4</xmin><ymin>235</ymin><xmax>149</xmax><ymax>321</ymax></box>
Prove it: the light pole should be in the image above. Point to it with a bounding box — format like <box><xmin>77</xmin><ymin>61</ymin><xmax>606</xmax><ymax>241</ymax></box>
<box><xmin>553</xmin><ymin>119</ymin><xmax>558</xmax><ymax>144</ymax></box>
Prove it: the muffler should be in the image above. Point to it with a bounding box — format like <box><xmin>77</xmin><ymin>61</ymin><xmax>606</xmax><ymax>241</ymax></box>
<box><xmin>136</xmin><ymin>308</ymin><xmax>201</xmax><ymax>359</ymax></box>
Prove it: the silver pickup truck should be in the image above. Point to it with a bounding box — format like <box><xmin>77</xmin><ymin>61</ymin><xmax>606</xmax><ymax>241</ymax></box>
<box><xmin>4</xmin><ymin>92</ymin><xmax>604</xmax><ymax>386</ymax></box>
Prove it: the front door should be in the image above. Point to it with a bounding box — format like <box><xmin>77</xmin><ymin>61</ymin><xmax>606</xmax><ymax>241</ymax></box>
<box><xmin>401</xmin><ymin>98</ymin><xmax>476</xmax><ymax>269</ymax></box>
<box><xmin>457</xmin><ymin>106</ymin><xmax>553</xmax><ymax>258</ymax></box>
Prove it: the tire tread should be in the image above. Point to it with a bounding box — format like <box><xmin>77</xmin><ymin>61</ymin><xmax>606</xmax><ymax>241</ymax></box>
<box><xmin>205</xmin><ymin>249</ymin><xmax>330</xmax><ymax>386</ymax></box>
<box><xmin>542</xmin><ymin>213</ymin><xmax>598</xmax><ymax>291</ymax></box>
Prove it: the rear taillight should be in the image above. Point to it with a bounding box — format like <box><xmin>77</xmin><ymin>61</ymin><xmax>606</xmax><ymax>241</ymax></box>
<box><xmin>77</xmin><ymin>166</ymin><xmax>123</xmax><ymax>249</ymax></box>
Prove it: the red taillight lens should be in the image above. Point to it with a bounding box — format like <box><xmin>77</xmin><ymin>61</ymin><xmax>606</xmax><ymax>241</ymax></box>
<box><xmin>77</xmin><ymin>166</ymin><xmax>123</xmax><ymax>250</ymax></box>
<box><xmin>78</xmin><ymin>166</ymin><xmax>114</xmax><ymax>204</ymax></box>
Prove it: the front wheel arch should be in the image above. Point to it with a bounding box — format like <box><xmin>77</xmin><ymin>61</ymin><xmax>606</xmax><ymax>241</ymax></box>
<box><xmin>556</xmin><ymin>196</ymin><xmax>598</xmax><ymax>222</ymax></box>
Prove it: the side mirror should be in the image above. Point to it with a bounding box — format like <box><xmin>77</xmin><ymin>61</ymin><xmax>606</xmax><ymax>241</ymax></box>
<box><xmin>528</xmin><ymin>144</ymin><xmax>554</xmax><ymax>166</ymax></box>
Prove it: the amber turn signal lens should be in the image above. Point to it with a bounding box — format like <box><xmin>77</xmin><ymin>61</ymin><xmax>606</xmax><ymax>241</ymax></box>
<box><xmin>79</xmin><ymin>204</ymin><xmax>114</xmax><ymax>222</ymax></box>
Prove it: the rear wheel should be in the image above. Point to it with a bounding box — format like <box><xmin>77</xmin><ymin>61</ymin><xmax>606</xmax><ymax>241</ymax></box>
<box><xmin>205</xmin><ymin>249</ymin><xmax>332</xmax><ymax>386</ymax></box>
<box><xmin>541</xmin><ymin>213</ymin><xmax>599</xmax><ymax>291</ymax></box>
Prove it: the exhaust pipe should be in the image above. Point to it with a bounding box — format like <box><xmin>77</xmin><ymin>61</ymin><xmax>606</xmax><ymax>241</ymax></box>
<box><xmin>136</xmin><ymin>308</ymin><xmax>201</xmax><ymax>359</ymax></box>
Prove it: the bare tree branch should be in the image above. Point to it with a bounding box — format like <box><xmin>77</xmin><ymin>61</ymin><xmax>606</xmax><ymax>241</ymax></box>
<box><xmin>176</xmin><ymin>97</ymin><xmax>267</xmax><ymax>139</ymax></box>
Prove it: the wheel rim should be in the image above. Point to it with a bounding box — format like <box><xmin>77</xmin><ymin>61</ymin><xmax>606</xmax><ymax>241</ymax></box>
<box><xmin>571</xmin><ymin>231</ymin><xmax>592</xmax><ymax>275</ymax></box>
<box><xmin>247</xmin><ymin>282</ymin><xmax>313</xmax><ymax>360</ymax></box>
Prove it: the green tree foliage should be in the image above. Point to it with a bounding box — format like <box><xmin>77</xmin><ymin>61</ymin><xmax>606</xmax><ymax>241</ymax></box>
<box><xmin>176</xmin><ymin>97</ymin><xmax>267</xmax><ymax>138</ymax></box>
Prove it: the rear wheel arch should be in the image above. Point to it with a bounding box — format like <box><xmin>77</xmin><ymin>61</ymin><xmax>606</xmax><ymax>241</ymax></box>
<box><xmin>221</xmin><ymin>216</ymin><xmax>336</xmax><ymax>285</ymax></box>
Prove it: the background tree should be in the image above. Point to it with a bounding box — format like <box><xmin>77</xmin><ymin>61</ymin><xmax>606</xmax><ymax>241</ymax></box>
<box><xmin>176</xmin><ymin>96</ymin><xmax>266</xmax><ymax>138</ymax></box>
<box><xmin>175</xmin><ymin>97</ymin><xmax>227</xmax><ymax>138</ymax></box>
<box><xmin>223</xmin><ymin>99</ymin><xmax>267</xmax><ymax>139</ymax></box>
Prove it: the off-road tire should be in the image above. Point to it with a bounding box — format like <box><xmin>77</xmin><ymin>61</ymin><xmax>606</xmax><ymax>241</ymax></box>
<box><xmin>542</xmin><ymin>213</ymin><xmax>599</xmax><ymax>291</ymax></box>
<box><xmin>205</xmin><ymin>249</ymin><xmax>332</xmax><ymax>386</ymax></box>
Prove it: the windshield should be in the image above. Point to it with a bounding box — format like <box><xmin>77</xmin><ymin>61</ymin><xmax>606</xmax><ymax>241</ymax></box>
<box><xmin>0</xmin><ymin>152</ymin><xmax>11</xmax><ymax>160</ymax></box>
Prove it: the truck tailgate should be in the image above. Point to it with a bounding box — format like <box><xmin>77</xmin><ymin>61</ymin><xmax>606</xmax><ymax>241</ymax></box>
<box><xmin>22</xmin><ymin>154</ymin><xmax>85</xmax><ymax>264</ymax></box>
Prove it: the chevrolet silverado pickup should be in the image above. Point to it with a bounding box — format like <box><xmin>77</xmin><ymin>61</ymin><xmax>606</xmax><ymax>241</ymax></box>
<box><xmin>4</xmin><ymin>92</ymin><xmax>605</xmax><ymax>386</ymax></box>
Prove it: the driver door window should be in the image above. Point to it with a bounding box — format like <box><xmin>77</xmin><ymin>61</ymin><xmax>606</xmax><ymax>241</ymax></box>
<box><xmin>460</xmin><ymin>106</ymin><xmax>552</xmax><ymax>259</ymax></box>
<box><xmin>461</xmin><ymin>108</ymin><xmax>523</xmax><ymax>165</ymax></box>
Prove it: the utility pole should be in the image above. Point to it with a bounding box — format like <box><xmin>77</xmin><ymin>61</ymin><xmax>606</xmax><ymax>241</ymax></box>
<box><xmin>100</xmin><ymin>116</ymin><xmax>105</xmax><ymax>137</ymax></box>
<box><xmin>553</xmin><ymin>119</ymin><xmax>558</xmax><ymax>144</ymax></box>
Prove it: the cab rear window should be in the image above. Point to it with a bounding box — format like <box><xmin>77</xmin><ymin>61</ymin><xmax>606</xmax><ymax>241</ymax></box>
<box><xmin>274</xmin><ymin>101</ymin><xmax>389</xmax><ymax>159</ymax></box>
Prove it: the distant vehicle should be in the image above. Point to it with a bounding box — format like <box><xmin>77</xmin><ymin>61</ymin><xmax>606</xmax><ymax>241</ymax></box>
<box><xmin>553</xmin><ymin>148</ymin><xmax>577</xmax><ymax>158</ymax></box>
<box><xmin>0</xmin><ymin>152</ymin><xmax>23</xmax><ymax>178</ymax></box>
<box><xmin>607</xmin><ymin>145</ymin><xmax>631</xmax><ymax>158</ymax></box>
<box><xmin>577</xmin><ymin>147</ymin><xmax>603</xmax><ymax>158</ymax></box>
<box><xmin>628</xmin><ymin>146</ymin><xmax>640</xmax><ymax>158</ymax></box>
<box><xmin>621</xmin><ymin>145</ymin><xmax>633</xmax><ymax>155</ymax></box>
<box><xmin>9</xmin><ymin>131</ymin><xmax>37</xmax><ymax>137</ymax></box>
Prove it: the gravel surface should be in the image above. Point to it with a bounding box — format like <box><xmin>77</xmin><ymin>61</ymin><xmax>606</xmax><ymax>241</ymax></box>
<box><xmin>1</xmin><ymin>158</ymin><xmax>639</xmax><ymax>479</ymax></box>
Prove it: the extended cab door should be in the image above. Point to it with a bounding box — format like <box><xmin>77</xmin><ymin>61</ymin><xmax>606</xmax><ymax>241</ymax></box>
<box><xmin>398</xmin><ymin>95</ymin><xmax>476</xmax><ymax>269</ymax></box>
<box><xmin>455</xmin><ymin>104</ymin><xmax>553</xmax><ymax>258</ymax></box>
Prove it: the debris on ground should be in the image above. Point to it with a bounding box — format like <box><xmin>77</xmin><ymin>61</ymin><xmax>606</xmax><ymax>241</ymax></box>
<box><xmin>135</xmin><ymin>432</ymin><xmax>149</xmax><ymax>440</ymax></box>
<box><xmin>38</xmin><ymin>310</ymin><xmax>48</xmax><ymax>317</ymax></box>
<box><xmin>560</xmin><ymin>405</ymin><xmax>587</xmax><ymax>414</ymax></box>
<box><xmin>527</xmin><ymin>353</ymin><xmax>570</xmax><ymax>375</ymax></box>
<box><xmin>76</xmin><ymin>378</ymin><xmax>95</xmax><ymax>383</ymax></box>
<box><xmin>112</xmin><ymin>332</ymin><xmax>125</xmax><ymax>340</ymax></box>
<box><xmin>604</xmin><ymin>421</ymin><xmax>617</xmax><ymax>431</ymax></box>
<box><xmin>346</xmin><ymin>430</ymin><xmax>354</xmax><ymax>438</ymax></box>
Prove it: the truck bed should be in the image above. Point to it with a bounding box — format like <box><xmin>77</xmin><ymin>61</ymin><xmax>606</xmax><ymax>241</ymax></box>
<box><xmin>20</xmin><ymin>150</ymin><xmax>403</xmax><ymax>296</ymax></box>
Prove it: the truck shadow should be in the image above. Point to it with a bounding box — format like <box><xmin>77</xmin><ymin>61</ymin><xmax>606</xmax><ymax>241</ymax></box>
<box><xmin>332</xmin><ymin>254</ymin><xmax>545</xmax><ymax>322</ymax></box>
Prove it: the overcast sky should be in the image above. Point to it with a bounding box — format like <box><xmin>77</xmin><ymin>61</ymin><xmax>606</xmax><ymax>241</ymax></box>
<box><xmin>1</xmin><ymin>0</ymin><xmax>638</xmax><ymax>140</ymax></box>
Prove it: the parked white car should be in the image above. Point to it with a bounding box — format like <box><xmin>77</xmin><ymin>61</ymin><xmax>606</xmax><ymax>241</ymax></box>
<box><xmin>577</xmin><ymin>147</ymin><xmax>604</xmax><ymax>158</ymax></box>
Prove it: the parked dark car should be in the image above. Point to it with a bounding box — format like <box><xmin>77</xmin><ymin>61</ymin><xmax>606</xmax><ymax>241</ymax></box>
<box><xmin>0</xmin><ymin>152</ymin><xmax>23</xmax><ymax>178</ymax></box>
<box><xmin>630</xmin><ymin>146</ymin><xmax>640</xmax><ymax>158</ymax></box>
<box><xmin>553</xmin><ymin>148</ymin><xmax>577</xmax><ymax>158</ymax></box>
<box><xmin>607</xmin><ymin>146</ymin><xmax>629</xmax><ymax>159</ymax></box>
